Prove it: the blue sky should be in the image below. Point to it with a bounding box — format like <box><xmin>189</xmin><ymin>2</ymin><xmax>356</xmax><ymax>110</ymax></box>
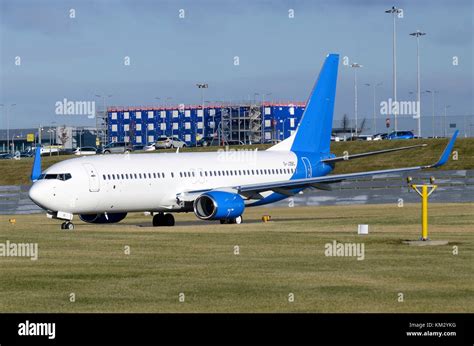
<box><xmin>0</xmin><ymin>0</ymin><xmax>472</xmax><ymax>129</ymax></box>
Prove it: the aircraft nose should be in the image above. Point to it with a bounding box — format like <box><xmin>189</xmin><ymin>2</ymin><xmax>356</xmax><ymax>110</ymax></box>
<box><xmin>29</xmin><ymin>183</ymin><xmax>46</xmax><ymax>209</ymax></box>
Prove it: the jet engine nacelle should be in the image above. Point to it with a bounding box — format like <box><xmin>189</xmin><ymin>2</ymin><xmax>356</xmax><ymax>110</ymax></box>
<box><xmin>193</xmin><ymin>191</ymin><xmax>245</xmax><ymax>220</ymax></box>
<box><xmin>79</xmin><ymin>212</ymin><xmax>127</xmax><ymax>224</ymax></box>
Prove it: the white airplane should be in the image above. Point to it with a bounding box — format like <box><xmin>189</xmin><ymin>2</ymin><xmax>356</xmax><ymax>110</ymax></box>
<box><xmin>28</xmin><ymin>54</ymin><xmax>459</xmax><ymax>230</ymax></box>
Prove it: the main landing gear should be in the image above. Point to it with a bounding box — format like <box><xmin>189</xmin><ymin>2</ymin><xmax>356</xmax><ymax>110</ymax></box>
<box><xmin>61</xmin><ymin>221</ymin><xmax>75</xmax><ymax>230</ymax></box>
<box><xmin>220</xmin><ymin>216</ymin><xmax>243</xmax><ymax>224</ymax></box>
<box><xmin>152</xmin><ymin>213</ymin><xmax>175</xmax><ymax>227</ymax></box>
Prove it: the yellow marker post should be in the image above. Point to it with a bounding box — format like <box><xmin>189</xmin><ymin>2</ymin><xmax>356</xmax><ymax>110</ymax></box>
<box><xmin>411</xmin><ymin>184</ymin><xmax>437</xmax><ymax>240</ymax></box>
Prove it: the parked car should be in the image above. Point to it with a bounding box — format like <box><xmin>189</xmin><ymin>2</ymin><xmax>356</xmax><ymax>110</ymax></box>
<box><xmin>20</xmin><ymin>151</ymin><xmax>34</xmax><ymax>158</ymax></box>
<box><xmin>100</xmin><ymin>142</ymin><xmax>133</xmax><ymax>154</ymax></box>
<box><xmin>357</xmin><ymin>135</ymin><xmax>373</xmax><ymax>141</ymax></box>
<box><xmin>133</xmin><ymin>144</ymin><xmax>145</xmax><ymax>151</ymax></box>
<box><xmin>40</xmin><ymin>145</ymin><xmax>61</xmax><ymax>155</ymax></box>
<box><xmin>143</xmin><ymin>142</ymin><xmax>157</xmax><ymax>151</ymax></box>
<box><xmin>373</xmin><ymin>133</ymin><xmax>388</xmax><ymax>141</ymax></box>
<box><xmin>155</xmin><ymin>136</ymin><xmax>187</xmax><ymax>149</ymax></box>
<box><xmin>74</xmin><ymin>147</ymin><xmax>97</xmax><ymax>156</ymax></box>
<box><xmin>197</xmin><ymin>136</ymin><xmax>217</xmax><ymax>147</ymax></box>
<box><xmin>387</xmin><ymin>131</ymin><xmax>414</xmax><ymax>140</ymax></box>
<box><xmin>226</xmin><ymin>140</ymin><xmax>245</xmax><ymax>146</ymax></box>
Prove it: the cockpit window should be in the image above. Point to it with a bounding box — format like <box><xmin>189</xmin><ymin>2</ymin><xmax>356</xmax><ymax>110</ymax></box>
<box><xmin>38</xmin><ymin>173</ymin><xmax>72</xmax><ymax>181</ymax></box>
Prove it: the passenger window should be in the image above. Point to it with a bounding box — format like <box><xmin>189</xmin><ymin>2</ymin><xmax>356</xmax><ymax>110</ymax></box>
<box><xmin>103</xmin><ymin>175</ymin><xmax>106</xmax><ymax>180</ymax></box>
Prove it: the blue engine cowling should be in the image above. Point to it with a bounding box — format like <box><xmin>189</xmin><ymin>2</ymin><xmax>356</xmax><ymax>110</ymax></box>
<box><xmin>193</xmin><ymin>191</ymin><xmax>245</xmax><ymax>220</ymax></box>
<box><xmin>79</xmin><ymin>212</ymin><xmax>127</xmax><ymax>224</ymax></box>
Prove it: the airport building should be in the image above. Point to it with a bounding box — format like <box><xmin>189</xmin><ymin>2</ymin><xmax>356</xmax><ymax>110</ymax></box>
<box><xmin>0</xmin><ymin>127</ymin><xmax>98</xmax><ymax>153</ymax></box>
<box><xmin>106</xmin><ymin>103</ymin><xmax>306</xmax><ymax>146</ymax></box>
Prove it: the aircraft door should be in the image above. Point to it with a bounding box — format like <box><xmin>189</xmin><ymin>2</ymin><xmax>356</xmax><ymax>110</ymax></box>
<box><xmin>82</xmin><ymin>163</ymin><xmax>100</xmax><ymax>192</ymax></box>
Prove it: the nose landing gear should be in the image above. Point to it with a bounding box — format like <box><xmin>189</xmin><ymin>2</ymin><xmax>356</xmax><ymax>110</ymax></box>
<box><xmin>152</xmin><ymin>213</ymin><xmax>175</xmax><ymax>227</ymax></box>
<box><xmin>61</xmin><ymin>221</ymin><xmax>75</xmax><ymax>230</ymax></box>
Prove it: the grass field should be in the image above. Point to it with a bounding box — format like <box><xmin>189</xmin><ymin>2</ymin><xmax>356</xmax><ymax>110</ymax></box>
<box><xmin>0</xmin><ymin>203</ymin><xmax>473</xmax><ymax>313</ymax></box>
<box><xmin>1</xmin><ymin>137</ymin><xmax>473</xmax><ymax>185</ymax></box>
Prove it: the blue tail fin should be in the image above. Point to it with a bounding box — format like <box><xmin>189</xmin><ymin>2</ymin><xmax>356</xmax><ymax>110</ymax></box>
<box><xmin>290</xmin><ymin>54</ymin><xmax>339</xmax><ymax>154</ymax></box>
<box><xmin>30</xmin><ymin>146</ymin><xmax>42</xmax><ymax>182</ymax></box>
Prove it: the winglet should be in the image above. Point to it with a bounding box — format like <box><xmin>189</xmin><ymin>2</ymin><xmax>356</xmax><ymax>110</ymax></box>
<box><xmin>30</xmin><ymin>146</ymin><xmax>42</xmax><ymax>182</ymax></box>
<box><xmin>430</xmin><ymin>130</ymin><xmax>459</xmax><ymax>168</ymax></box>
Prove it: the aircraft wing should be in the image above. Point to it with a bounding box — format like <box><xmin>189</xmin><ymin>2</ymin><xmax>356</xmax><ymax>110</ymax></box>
<box><xmin>320</xmin><ymin>143</ymin><xmax>427</xmax><ymax>163</ymax></box>
<box><xmin>236</xmin><ymin>130</ymin><xmax>459</xmax><ymax>197</ymax></box>
<box><xmin>181</xmin><ymin>131</ymin><xmax>458</xmax><ymax>200</ymax></box>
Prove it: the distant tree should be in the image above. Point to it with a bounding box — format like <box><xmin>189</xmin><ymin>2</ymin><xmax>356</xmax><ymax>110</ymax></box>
<box><xmin>341</xmin><ymin>113</ymin><xmax>349</xmax><ymax>131</ymax></box>
<box><xmin>58</xmin><ymin>126</ymin><xmax>70</xmax><ymax>147</ymax></box>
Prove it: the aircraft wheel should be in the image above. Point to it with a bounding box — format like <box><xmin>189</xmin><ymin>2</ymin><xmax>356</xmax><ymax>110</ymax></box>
<box><xmin>63</xmin><ymin>222</ymin><xmax>74</xmax><ymax>230</ymax></box>
<box><xmin>164</xmin><ymin>213</ymin><xmax>175</xmax><ymax>226</ymax></box>
<box><xmin>152</xmin><ymin>213</ymin><xmax>164</xmax><ymax>226</ymax></box>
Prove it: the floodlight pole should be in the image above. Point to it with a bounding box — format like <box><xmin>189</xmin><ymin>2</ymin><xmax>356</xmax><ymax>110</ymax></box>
<box><xmin>0</xmin><ymin>103</ymin><xmax>16</xmax><ymax>154</ymax></box>
<box><xmin>365</xmin><ymin>82</ymin><xmax>382</xmax><ymax>133</ymax></box>
<box><xmin>385</xmin><ymin>6</ymin><xmax>402</xmax><ymax>131</ymax></box>
<box><xmin>351</xmin><ymin>63</ymin><xmax>362</xmax><ymax>137</ymax></box>
<box><xmin>196</xmin><ymin>83</ymin><xmax>208</xmax><ymax>144</ymax></box>
<box><xmin>425</xmin><ymin>90</ymin><xmax>438</xmax><ymax>137</ymax></box>
<box><xmin>410</xmin><ymin>30</ymin><xmax>426</xmax><ymax>138</ymax></box>
<box><xmin>444</xmin><ymin>105</ymin><xmax>451</xmax><ymax>138</ymax></box>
